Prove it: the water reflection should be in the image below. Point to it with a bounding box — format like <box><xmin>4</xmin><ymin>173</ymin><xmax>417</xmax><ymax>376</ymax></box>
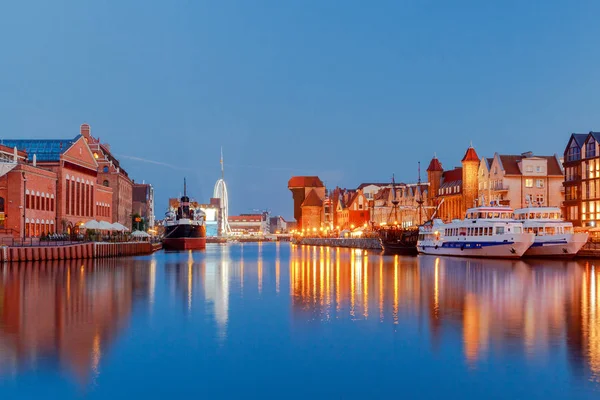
<box><xmin>0</xmin><ymin>259</ymin><xmax>150</xmax><ymax>384</ymax></box>
<box><xmin>289</xmin><ymin>245</ymin><xmax>600</xmax><ymax>384</ymax></box>
<box><xmin>1</xmin><ymin>244</ymin><xmax>599</xmax><ymax>396</ymax></box>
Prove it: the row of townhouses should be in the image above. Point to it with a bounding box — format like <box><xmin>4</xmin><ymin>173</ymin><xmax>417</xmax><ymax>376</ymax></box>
<box><xmin>289</xmin><ymin>139</ymin><xmax>582</xmax><ymax>231</ymax></box>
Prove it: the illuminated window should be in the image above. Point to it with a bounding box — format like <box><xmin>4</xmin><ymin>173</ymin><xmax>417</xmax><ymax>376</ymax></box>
<box><xmin>525</xmin><ymin>179</ymin><xmax>533</xmax><ymax>188</ymax></box>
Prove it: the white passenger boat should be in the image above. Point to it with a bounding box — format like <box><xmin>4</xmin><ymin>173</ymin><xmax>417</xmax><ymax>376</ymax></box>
<box><xmin>513</xmin><ymin>207</ymin><xmax>588</xmax><ymax>258</ymax></box>
<box><xmin>417</xmin><ymin>206</ymin><xmax>534</xmax><ymax>258</ymax></box>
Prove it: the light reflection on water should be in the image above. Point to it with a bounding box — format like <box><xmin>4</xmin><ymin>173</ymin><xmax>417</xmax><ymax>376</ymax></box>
<box><xmin>0</xmin><ymin>243</ymin><xmax>598</xmax><ymax>398</ymax></box>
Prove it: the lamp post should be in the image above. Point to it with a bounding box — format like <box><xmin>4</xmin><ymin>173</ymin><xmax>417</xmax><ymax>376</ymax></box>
<box><xmin>22</xmin><ymin>172</ymin><xmax>26</xmax><ymax>241</ymax></box>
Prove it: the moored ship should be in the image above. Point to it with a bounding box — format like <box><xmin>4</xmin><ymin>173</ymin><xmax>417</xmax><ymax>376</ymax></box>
<box><xmin>417</xmin><ymin>206</ymin><xmax>535</xmax><ymax>258</ymax></box>
<box><xmin>377</xmin><ymin>168</ymin><xmax>428</xmax><ymax>256</ymax></box>
<box><xmin>514</xmin><ymin>206</ymin><xmax>588</xmax><ymax>258</ymax></box>
<box><xmin>162</xmin><ymin>179</ymin><xmax>207</xmax><ymax>251</ymax></box>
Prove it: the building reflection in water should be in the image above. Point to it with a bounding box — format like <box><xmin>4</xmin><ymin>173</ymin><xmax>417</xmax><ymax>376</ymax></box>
<box><xmin>0</xmin><ymin>258</ymin><xmax>150</xmax><ymax>384</ymax></box>
<box><xmin>289</xmin><ymin>245</ymin><xmax>600</xmax><ymax>383</ymax></box>
<box><xmin>165</xmin><ymin>246</ymin><xmax>235</xmax><ymax>342</ymax></box>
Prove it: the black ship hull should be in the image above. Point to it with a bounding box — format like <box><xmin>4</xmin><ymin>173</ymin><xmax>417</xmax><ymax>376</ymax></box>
<box><xmin>379</xmin><ymin>228</ymin><xmax>419</xmax><ymax>256</ymax></box>
<box><xmin>163</xmin><ymin>224</ymin><xmax>206</xmax><ymax>250</ymax></box>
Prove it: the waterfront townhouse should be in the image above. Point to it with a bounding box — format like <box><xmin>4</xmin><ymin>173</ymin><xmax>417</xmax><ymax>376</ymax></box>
<box><xmin>563</xmin><ymin>132</ymin><xmax>600</xmax><ymax>227</ymax></box>
<box><xmin>477</xmin><ymin>152</ymin><xmax>564</xmax><ymax>209</ymax></box>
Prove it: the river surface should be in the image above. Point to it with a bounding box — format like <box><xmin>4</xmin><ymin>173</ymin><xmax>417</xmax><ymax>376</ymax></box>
<box><xmin>0</xmin><ymin>243</ymin><xmax>599</xmax><ymax>399</ymax></box>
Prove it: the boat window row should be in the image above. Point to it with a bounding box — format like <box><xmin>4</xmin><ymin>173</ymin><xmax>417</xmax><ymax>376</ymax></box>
<box><xmin>467</xmin><ymin>211</ymin><xmax>513</xmax><ymax>219</ymax></box>
<box><xmin>443</xmin><ymin>226</ymin><xmax>515</xmax><ymax>236</ymax></box>
<box><xmin>526</xmin><ymin>226</ymin><xmax>572</xmax><ymax>235</ymax></box>
<box><xmin>516</xmin><ymin>212</ymin><xmax>561</xmax><ymax>220</ymax></box>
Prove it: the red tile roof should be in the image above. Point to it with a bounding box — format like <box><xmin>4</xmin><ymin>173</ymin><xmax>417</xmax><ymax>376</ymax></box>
<box><xmin>427</xmin><ymin>157</ymin><xmax>443</xmax><ymax>172</ymax></box>
<box><xmin>461</xmin><ymin>146</ymin><xmax>480</xmax><ymax>162</ymax></box>
<box><xmin>301</xmin><ymin>189</ymin><xmax>323</xmax><ymax>207</ymax></box>
<box><xmin>442</xmin><ymin>167</ymin><xmax>462</xmax><ymax>183</ymax></box>
<box><xmin>499</xmin><ymin>154</ymin><xmax>563</xmax><ymax>176</ymax></box>
<box><xmin>288</xmin><ymin>176</ymin><xmax>324</xmax><ymax>188</ymax></box>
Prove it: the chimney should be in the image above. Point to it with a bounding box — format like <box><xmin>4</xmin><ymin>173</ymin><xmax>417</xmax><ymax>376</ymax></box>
<box><xmin>33</xmin><ymin>154</ymin><xmax>37</xmax><ymax>167</ymax></box>
<box><xmin>13</xmin><ymin>146</ymin><xmax>17</xmax><ymax>163</ymax></box>
<box><xmin>521</xmin><ymin>151</ymin><xmax>533</xmax><ymax>158</ymax></box>
<box><xmin>80</xmin><ymin>123</ymin><xmax>91</xmax><ymax>139</ymax></box>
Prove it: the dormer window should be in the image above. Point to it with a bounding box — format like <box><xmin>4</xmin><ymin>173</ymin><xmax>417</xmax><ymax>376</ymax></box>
<box><xmin>586</xmin><ymin>138</ymin><xmax>596</xmax><ymax>158</ymax></box>
<box><xmin>567</xmin><ymin>140</ymin><xmax>581</xmax><ymax>161</ymax></box>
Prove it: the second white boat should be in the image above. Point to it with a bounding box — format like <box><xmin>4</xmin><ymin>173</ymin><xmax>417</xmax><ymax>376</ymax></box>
<box><xmin>513</xmin><ymin>207</ymin><xmax>588</xmax><ymax>258</ymax></box>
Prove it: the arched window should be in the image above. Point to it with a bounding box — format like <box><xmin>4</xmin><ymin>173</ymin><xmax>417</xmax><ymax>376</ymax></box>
<box><xmin>103</xmin><ymin>180</ymin><xmax>109</xmax><ymax>187</ymax></box>
<box><xmin>0</xmin><ymin>196</ymin><xmax>5</xmax><ymax>213</ymax></box>
<box><xmin>103</xmin><ymin>166</ymin><xmax>109</xmax><ymax>173</ymax></box>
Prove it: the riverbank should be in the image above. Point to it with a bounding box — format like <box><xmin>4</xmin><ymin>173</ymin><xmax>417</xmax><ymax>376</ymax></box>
<box><xmin>0</xmin><ymin>241</ymin><xmax>162</xmax><ymax>263</ymax></box>
<box><xmin>292</xmin><ymin>237</ymin><xmax>382</xmax><ymax>250</ymax></box>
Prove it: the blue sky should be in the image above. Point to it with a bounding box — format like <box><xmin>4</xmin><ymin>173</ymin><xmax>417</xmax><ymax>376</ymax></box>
<box><xmin>1</xmin><ymin>0</ymin><xmax>599</xmax><ymax>219</ymax></box>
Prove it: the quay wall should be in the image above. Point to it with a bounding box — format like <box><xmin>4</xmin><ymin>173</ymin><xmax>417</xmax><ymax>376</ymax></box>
<box><xmin>293</xmin><ymin>237</ymin><xmax>382</xmax><ymax>250</ymax></box>
<box><xmin>0</xmin><ymin>242</ymin><xmax>162</xmax><ymax>263</ymax></box>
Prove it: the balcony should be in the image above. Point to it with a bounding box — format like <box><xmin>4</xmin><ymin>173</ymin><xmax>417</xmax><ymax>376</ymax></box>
<box><xmin>491</xmin><ymin>184</ymin><xmax>509</xmax><ymax>192</ymax></box>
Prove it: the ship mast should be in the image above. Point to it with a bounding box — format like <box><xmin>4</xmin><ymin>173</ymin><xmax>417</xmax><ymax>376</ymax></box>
<box><xmin>389</xmin><ymin>174</ymin><xmax>399</xmax><ymax>225</ymax></box>
<box><xmin>416</xmin><ymin>161</ymin><xmax>424</xmax><ymax>226</ymax></box>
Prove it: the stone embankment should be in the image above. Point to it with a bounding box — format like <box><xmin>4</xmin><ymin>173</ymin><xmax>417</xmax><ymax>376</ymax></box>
<box><xmin>292</xmin><ymin>237</ymin><xmax>382</xmax><ymax>250</ymax></box>
<box><xmin>0</xmin><ymin>242</ymin><xmax>162</xmax><ymax>263</ymax></box>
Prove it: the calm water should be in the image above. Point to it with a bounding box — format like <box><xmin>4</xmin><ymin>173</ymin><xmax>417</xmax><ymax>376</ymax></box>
<box><xmin>0</xmin><ymin>243</ymin><xmax>599</xmax><ymax>399</ymax></box>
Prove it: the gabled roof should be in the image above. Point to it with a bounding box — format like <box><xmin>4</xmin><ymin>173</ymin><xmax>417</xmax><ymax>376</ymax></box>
<box><xmin>462</xmin><ymin>146</ymin><xmax>479</xmax><ymax>162</ymax></box>
<box><xmin>498</xmin><ymin>154</ymin><xmax>563</xmax><ymax>176</ymax></box>
<box><xmin>356</xmin><ymin>182</ymin><xmax>389</xmax><ymax>190</ymax></box>
<box><xmin>2</xmin><ymin>136</ymin><xmax>79</xmax><ymax>162</ymax></box>
<box><xmin>288</xmin><ymin>176</ymin><xmax>324</xmax><ymax>188</ymax></box>
<box><xmin>570</xmin><ymin>133</ymin><xmax>589</xmax><ymax>147</ymax></box>
<box><xmin>301</xmin><ymin>189</ymin><xmax>323</xmax><ymax>207</ymax></box>
<box><xmin>427</xmin><ymin>157</ymin><xmax>443</xmax><ymax>172</ymax></box>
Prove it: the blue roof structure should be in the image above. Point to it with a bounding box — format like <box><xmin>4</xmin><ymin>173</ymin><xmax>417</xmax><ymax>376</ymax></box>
<box><xmin>1</xmin><ymin>136</ymin><xmax>80</xmax><ymax>162</ymax></box>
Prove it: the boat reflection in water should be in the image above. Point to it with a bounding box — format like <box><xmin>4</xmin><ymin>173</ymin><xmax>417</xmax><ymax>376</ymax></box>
<box><xmin>289</xmin><ymin>245</ymin><xmax>600</xmax><ymax>384</ymax></box>
<box><xmin>0</xmin><ymin>259</ymin><xmax>152</xmax><ymax>384</ymax></box>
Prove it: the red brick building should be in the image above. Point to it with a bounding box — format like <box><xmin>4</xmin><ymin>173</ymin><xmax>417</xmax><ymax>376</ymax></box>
<box><xmin>3</xmin><ymin>130</ymin><xmax>115</xmax><ymax>237</ymax></box>
<box><xmin>0</xmin><ymin>145</ymin><xmax>58</xmax><ymax>238</ymax></box>
<box><xmin>288</xmin><ymin>176</ymin><xmax>326</xmax><ymax>229</ymax></box>
<box><xmin>81</xmin><ymin>124</ymin><xmax>134</xmax><ymax>230</ymax></box>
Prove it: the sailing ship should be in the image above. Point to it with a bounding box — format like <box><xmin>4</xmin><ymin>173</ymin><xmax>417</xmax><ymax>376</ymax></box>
<box><xmin>162</xmin><ymin>179</ymin><xmax>207</xmax><ymax>251</ymax></box>
<box><xmin>377</xmin><ymin>167</ymin><xmax>427</xmax><ymax>256</ymax></box>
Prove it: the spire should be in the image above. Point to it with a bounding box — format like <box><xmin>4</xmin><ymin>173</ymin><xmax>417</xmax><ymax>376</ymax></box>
<box><xmin>220</xmin><ymin>146</ymin><xmax>224</xmax><ymax>179</ymax></box>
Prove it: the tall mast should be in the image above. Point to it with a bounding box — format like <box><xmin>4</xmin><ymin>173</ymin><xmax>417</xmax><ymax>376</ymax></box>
<box><xmin>184</xmin><ymin>177</ymin><xmax>187</xmax><ymax>197</ymax></box>
<box><xmin>416</xmin><ymin>161</ymin><xmax>424</xmax><ymax>226</ymax></box>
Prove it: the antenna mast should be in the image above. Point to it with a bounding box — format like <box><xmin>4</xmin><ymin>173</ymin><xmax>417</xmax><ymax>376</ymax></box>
<box><xmin>184</xmin><ymin>177</ymin><xmax>187</xmax><ymax>197</ymax></box>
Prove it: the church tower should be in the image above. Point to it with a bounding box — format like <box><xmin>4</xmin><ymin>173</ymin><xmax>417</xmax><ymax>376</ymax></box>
<box><xmin>461</xmin><ymin>145</ymin><xmax>480</xmax><ymax>213</ymax></box>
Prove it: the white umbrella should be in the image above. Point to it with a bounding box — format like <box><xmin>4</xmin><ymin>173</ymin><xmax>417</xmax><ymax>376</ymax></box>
<box><xmin>111</xmin><ymin>222</ymin><xmax>129</xmax><ymax>231</ymax></box>
<box><xmin>83</xmin><ymin>220</ymin><xmax>101</xmax><ymax>230</ymax></box>
<box><xmin>98</xmin><ymin>220</ymin><xmax>114</xmax><ymax>231</ymax></box>
<box><xmin>131</xmin><ymin>230</ymin><xmax>150</xmax><ymax>238</ymax></box>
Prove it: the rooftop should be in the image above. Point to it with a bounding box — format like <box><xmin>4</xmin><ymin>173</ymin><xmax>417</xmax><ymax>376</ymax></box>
<box><xmin>2</xmin><ymin>136</ymin><xmax>79</xmax><ymax>162</ymax></box>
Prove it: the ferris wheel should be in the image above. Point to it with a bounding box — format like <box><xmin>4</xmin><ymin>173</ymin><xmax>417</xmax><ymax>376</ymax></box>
<box><xmin>213</xmin><ymin>148</ymin><xmax>231</xmax><ymax>236</ymax></box>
